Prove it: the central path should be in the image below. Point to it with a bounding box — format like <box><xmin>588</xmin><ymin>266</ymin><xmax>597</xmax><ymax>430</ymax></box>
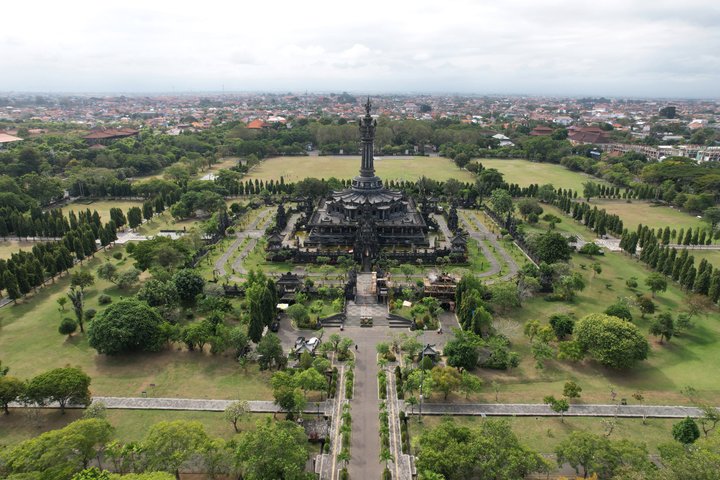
<box><xmin>347</xmin><ymin>330</ymin><xmax>382</xmax><ymax>479</ymax></box>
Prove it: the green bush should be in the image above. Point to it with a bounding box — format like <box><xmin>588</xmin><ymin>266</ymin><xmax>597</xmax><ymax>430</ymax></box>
<box><xmin>112</xmin><ymin>251</ymin><xmax>123</xmax><ymax>260</ymax></box>
<box><xmin>98</xmin><ymin>294</ymin><xmax>112</xmax><ymax>305</ymax></box>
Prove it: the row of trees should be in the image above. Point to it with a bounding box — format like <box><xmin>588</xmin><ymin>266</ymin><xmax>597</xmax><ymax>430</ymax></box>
<box><xmin>620</xmin><ymin>226</ymin><xmax>720</xmax><ymax>304</ymax></box>
<box><xmin>0</xmin><ymin>415</ymin><xmax>313</xmax><ymax>480</ymax></box>
<box><xmin>0</xmin><ymin>213</ymin><xmax>118</xmax><ymax>302</ymax></box>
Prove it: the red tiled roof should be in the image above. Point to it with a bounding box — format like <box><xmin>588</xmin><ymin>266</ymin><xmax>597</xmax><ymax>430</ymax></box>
<box><xmin>83</xmin><ymin>128</ymin><xmax>139</xmax><ymax>140</ymax></box>
<box><xmin>568</xmin><ymin>127</ymin><xmax>609</xmax><ymax>144</ymax></box>
<box><xmin>246</xmin><ymin>119</ymin><xmax>269</xmax><ymax>129</ymax></box>
<box><xmin>530</xmin><ymin>126</ymin><xmax>553</xmax><ymax>136</ymax></box>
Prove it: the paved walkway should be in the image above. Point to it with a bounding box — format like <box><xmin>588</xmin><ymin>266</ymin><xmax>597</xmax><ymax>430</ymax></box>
<box><xmin>459</xmin><ymin>209</ymin><xmax>520</xmax><ymax>282</ymax></box>
<box><xmin>347</xmin><ymin>334</ymin><xmax>383</xmax><ymax>480</ymax></box>
<box><xmin>15</xmin><ymin>396</ymin><xmax>711</xmax><ymax>419</ymax></box>
<box><xmin>13</xmin><ymin>397</ymin><xmax>331</xmax><ymax>415</ymax></box>
<box><xmin>211</xmin><ymin>207</ymin><xmax>273</xmax><ymax>278</ymax></box>
<box><xmin>406</xmin><ymin>402</ymin><xmax>711</xmax><ymax>418</ymax></box>
<box><xmin>386</xmin><ymin>365</ymin><xmax>414</xmax><ymax>480</ymax></box>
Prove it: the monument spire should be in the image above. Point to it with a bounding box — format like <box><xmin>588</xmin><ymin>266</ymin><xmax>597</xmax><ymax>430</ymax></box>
<box><xmin>358</xmin><ymin>96</ymin><xmax>377</xmax><ymax>179</ymax></box>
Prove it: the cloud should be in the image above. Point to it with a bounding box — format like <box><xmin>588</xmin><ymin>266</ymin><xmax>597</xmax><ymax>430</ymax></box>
<box><xmin>0</xmin><ymin>0</ymin><xmax>717</xmax><ymax>97</ymax></box>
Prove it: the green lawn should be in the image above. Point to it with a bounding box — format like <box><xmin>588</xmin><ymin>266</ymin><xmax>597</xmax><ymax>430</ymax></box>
<box><xmin>472</xmin><ymin>158</ymin><xmax>609</xmax><ymax>191</ymax></box>
<box><xmin>0</xmin><ymin>240</ymin><xmax>42</xmax><ymax>259</ymax></box>
<box><xmin>246</xmin><ymin>155</ymin><xmax>476</xmax><ymax>183</ymax></box>
<box><xmin>468</xmin><ymin>242</ymin><xmax>720</xmax><ymax>406</ymax></box>
<box><xmin>521</xmin><ymin>203</ymin><xmax>594</xmax><ymax>241</ymax></box>
<box><xmin>688</xmin><ymin>249</ymin><xmax>720</xmax><ymax>270</ymax></box>
<box><xmin>0</xmin><ymin>249</ymin><xmax>273</xmax><ymax>400</ymax></box>
<box><xmin>590</xmin><ymin>199</ymin><xmax>707</xmax><ymax>232</ymax></box>
<box><xmin>135</xmin><ymin>211</ymin><xmax>200</xmax><ymax>236</ymax></box>
<box><xmin>408</xmin><ymin>416</ymin><xmax>677</xmax><ymax>455</ymax></box>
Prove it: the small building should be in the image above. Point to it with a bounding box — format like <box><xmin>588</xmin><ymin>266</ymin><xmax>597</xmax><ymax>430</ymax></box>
<box><xmin>450</xmin><ymin>233</ymin><xmax>468</xmax><ymax>253</ymax></box>
<box><xmin>83</xmin><ymin>127</ymin><xmax>139</xmax><ymax>145</ymax></box>
<box><xmin>423</xmin><ymin>274</ymin><xmax>458</xmax><ymax>309</ymax></box>
<box><xmin>246</xmin><ymin>119</ymin><xmax>269</xmax><ymax>129</ymax></box>
<box><xmin>276</xmin><ymin>272</ymin><xmax>304</xmax><ymax>303</ymax></box>
<box><xmin>420</xmin><ymin>344</ymin><xmax>441</xmax><ymax>360</ymax></box>
<box><xmin>530</xmin><ymin>126</ymin><xmax>553</xmax><ymax>136</ymax></box>
<box><xmin>266</xmin><ymin>232</ymin><xmax>284</xmax><ymax>252</ymax></box>
<box><xmin>567</xmin><ymin>127</ymin><xmax>609</xmax><ymax>145</ymax></box>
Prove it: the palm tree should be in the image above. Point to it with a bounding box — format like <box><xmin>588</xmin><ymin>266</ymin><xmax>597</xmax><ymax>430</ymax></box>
<box><xmin>67</xmin><ymin>287</ymin><xmax>85</xmax><ymax>332</ymax></box>
<box><xmin>379</xmin><ymin>447</ymin><xmax>394</xmax><ymax>469</ymax></box>
<box><xmin>338</xmin><ymin>447</ymin><xmax>351</xmax><ymax>467</ymax></box>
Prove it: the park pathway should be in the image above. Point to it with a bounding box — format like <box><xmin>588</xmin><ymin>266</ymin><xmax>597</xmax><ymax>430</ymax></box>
<box><xmin>459</xmin><ymin>209</ymin><xmax>521</xmax><ymax>281</ymax></box>
<box><xmin>346</xmin><ymin>334</ymin><xmax>383</xmax><ymax>480</ymax></box>
<box><xmin>12</xmin><ymin>397</ymin><xmax>711</xmax><ymax>419</ymax></box>
<box><xmin>212</xmin><ymin>206</ymin><xmax>273</xmax><ymax>278</ymax></box>
<box><xmin>406</xmin><ymin>402</ymin><xmax>710</xmax><ymax>419</ymax></box>
<box><xmin>10</xmin><ymin>397</ymin><xmax>331</xmax><ymax>414</ymax></box>
<box><xmin>385</xmin><ymin>365</ymin><xmax>414</xmax><ymax>480</ymax></box>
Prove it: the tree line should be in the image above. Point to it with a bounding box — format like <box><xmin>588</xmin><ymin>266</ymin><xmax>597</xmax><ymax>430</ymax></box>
<box><xmin>0</xmin><ymin>213</ymin><xmax>118</xmax><ymax>302</ymax></box>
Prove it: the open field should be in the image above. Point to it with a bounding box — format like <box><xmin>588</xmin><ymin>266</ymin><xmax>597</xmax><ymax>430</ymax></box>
<box><xmin>470</xmin><ymin>212</ymin><xmax>720</xmax><ymax>406</ymax></box>
<box><xmin>246</xmin><ymin>155</ymin><xmax>476</xmax><ymax>183</ymax></box>
<box><xmin>133</xmin><ymin>156</ymin><xmax>243</xmax><ymax>182</ymax></box>
<box><xmin>689</xmin><ymin>249</ymin><xmax>720</xmax><ymax>269</ymax></box>
<box><xmin>408</xmin><ymin>416</ymin><xmax>677</xmax><ymax>454</ymax></box>
<box><xmin>61</xmin><ymin>199</ymin><xmax>144</xmax><ymax>223</ymax></box>
<box><xmin>135</xmin><ymin>211</ymin><xmax>200</xmax><ymax>236</ymax></box>
<box><xmin>590</xmin><ymin>198</ymin><xmax>706</xmax><ymax>232</ymax></box>
<box><xmin>0</xmin><ymin>249</ymin><xmax>273</xmax><ymax>400</ymax></box>
<box><xmin>472</xmin><ymin>158</ymin><xmax>609</xmax><ymax>191</ymax></box>
<box><xmin>521</xmin><ymin>203</ymin><xmax>596</xmax><ymax>240</ymax></box>
<box><xmin>0</xmin><ymin>240</ymin><xmax>45</xmax><ymax>259</ymax></box>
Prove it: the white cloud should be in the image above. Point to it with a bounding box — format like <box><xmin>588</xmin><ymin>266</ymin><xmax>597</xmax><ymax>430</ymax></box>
<box><xmin>0</xmin><ymin>0</ymin><xmax>718</xmax><ymax>97</ymax></box>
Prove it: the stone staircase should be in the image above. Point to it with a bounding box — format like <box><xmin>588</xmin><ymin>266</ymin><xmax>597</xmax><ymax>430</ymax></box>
<box><xmin>319</xmin><ymin>312</ymin><xmax>346</xmax><ymax>328</ymax></box>
<box><xmin>387</xmin><ymin>313</ymin><xmax>413</xmax><ymax>329</ymax></box>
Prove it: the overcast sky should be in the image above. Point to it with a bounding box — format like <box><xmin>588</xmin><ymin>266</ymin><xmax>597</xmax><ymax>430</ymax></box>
<box><xmin>1</xmin><ymin>0</ymin><xmax>718</xmax><ymax>97</ymax></box>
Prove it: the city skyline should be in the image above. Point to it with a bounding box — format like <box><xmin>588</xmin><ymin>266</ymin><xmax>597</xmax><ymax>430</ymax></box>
<box><xmin>2</xmin><ymin>0</ymin><xmax>719</xmax><ymax>98</ymax></box>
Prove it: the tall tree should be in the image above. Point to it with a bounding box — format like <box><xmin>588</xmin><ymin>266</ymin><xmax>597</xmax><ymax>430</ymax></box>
<box><xmin>234</xmin><ymin>419</ymin><xmax>312</xmax><ymax>480</ymax></box>
<box><xmin>67</xmin><ymin>287</ymin><xmax>85</xmax><ymax>332</ymax></box>
<box><xmin>0</xmin><ymin>375</ymin><xmax>25</xmax><ymax>414</ymax></box>
<box><xmin>24</xmin><ymin>367</ymin><xmax>92</xmax><ymax>414</ymax></box>
<box><xmin>143</xmin><ymin>420</ymin><xmax>210</xmax><ymax>480</ymax></box>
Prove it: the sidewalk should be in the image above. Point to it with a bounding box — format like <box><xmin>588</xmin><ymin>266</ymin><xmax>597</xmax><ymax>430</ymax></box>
<box><xmin>408</xmin><ymin>402</ymin><xmax>708</xmax><ymax>418</ymax></box>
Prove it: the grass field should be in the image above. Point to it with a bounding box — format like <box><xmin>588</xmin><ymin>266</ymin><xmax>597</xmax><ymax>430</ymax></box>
<box><xmin>135</xmin><ymin>211</ymin><xmax>200</xmax><ymax>236</ymax></box>
<box><xmin>0</xmin><ymin>409</ymin><xmax>277</xmax><ymax>447</ymax></box>
<box><xmin>469</xmin><ymin>213</ymin><xmax>720</xmax><ymax>406</ymax></box>
<box><xmin>688</xmin><ymin>249</ymin><xmax>720</xmax><ymax>270</ymax></box>
<box><xmin>472</xmin><ymin>158</ymin><xmax>609</xmax><ymax>191</ymax></box>
<box><xmin>590</xmin><ymin>199</ymin><xmax>706</xmax><ymax>232</ymax></box>
<box><xmin>246</xmin><ymin>155</ymin><xmax>476</xmax><ymax>183</ymax></box>
<box><xmin>61</xmin><ymin>199</ymin><xmax>144</xmax><ymax>223</ymax></box>
<box><xmin>408</xmin><ymin>416</ymin><xmax>677</xmax><ymax>454</ymax></box>
<box><xmin>521</xmin><ymin>203</ymin><xmax>595</xmax><ymax>241</ymax></box>
<box><xmin>0</xmin><ymin>240</ymin><xmax>44</xmax><ymax>259</ymax></box>
<box><xmin>0</xmin><ymin>249</ymin><xmax>273</xmax><ymax>400</ymax></box>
